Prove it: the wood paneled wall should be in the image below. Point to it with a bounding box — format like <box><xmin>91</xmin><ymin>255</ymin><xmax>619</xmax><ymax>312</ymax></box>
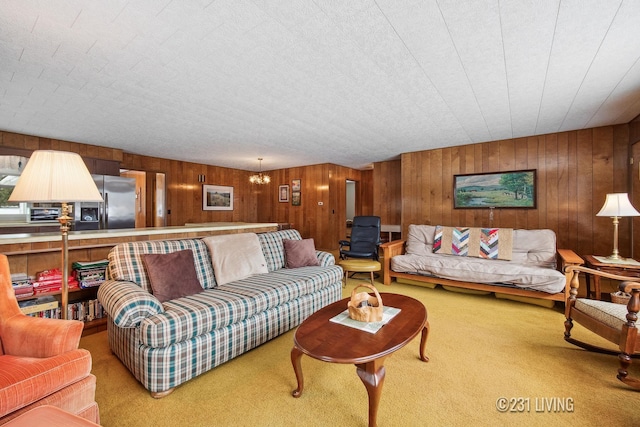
<box><xmin>0</xmin><ymin>131</ymin><xmax>123</xmax><ymax>161</ymax></box>
<box><xmin>4</xmin><ymin>123</ymin><xmax>635</xmax><ymax>259</ymax></box>
<box><xmin>0</xmin><ymin>133</ymin><xmax>259</xmax><ymax>227</ymax></box>
<box><xmin>122</xmin><ymin>153</ymin><xmax>258</xmax><ymax>226</ymax></box>
<box><xmin>372</xmin><ymin>159</ymin><xmax>401</xmax><ymax>226</ymax></box>
<box><xmin>399</xmin><ymin>125</ymin><xmax>631</xmax><ymax>258</ymax></box>
<box><xmin>255</xmin><ymin>163</ymin><xmax>368</xmax><ymax>251</ymax></box>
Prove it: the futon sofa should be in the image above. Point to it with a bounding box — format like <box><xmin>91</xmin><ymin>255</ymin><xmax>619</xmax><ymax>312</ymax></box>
<box><xmin>382</xmin><ymin>224</ymin><xmax>583</xmax><ymax>304</ymax></box>
<box><xmin>97</xmin><ymin>229</ymin><xmax>343</xmax><ymax>397</ymax></box>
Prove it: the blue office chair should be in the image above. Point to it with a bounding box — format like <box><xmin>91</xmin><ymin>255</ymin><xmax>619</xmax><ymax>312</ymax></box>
<box><xmin>339</xmin><ymin>216</ymin><xmax>381</xmax><ymax>261</ymax></box>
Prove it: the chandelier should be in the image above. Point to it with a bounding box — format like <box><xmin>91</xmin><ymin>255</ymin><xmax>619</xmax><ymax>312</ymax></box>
<box><xmin>249</xmin><ymin>158</ymin><xmax>271</xmax><ymax>184</ymax></box>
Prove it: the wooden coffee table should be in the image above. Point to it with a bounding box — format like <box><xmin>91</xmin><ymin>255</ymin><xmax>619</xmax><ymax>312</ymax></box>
<box><xmin>291</xmin><ymin>293</ymin><xmax>429</xmax><ymax>427</ymax></box>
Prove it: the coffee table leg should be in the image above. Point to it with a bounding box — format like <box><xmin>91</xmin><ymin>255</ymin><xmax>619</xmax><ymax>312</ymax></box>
<box><xmin>291</xmin><ymin>346</ymin><xmax>304</xmax><ymax>398</ymax></box>
<box><xmin>356</xmin><ymin>359</ymin><xmax>386</xmax><ymax>427</ymax></box>
<box><xmin>420</xmin><ymin>320</ymin><xmax>430</xmax><ymax>362</ymax></box>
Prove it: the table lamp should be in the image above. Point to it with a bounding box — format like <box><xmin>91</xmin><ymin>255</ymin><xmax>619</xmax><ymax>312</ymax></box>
<box><xmin>596</xmin><ymin>193</ymin><xmax>640</xmax><ymax>260</ymax></box>
<box><xmin>9</xmin><ymin>150</ymin><xmax>103</xmax><ymax>319</ymax></box>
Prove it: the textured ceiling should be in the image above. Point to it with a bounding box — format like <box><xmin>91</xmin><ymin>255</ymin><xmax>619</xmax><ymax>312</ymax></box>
<box><xmin>1</xmin><ymin>0</ymin><xmax>639</xmax><ymax>172</ymax></box>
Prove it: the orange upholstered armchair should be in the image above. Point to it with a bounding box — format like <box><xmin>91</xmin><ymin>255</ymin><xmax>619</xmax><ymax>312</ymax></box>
<box><xmin>0</xmin><ymin>255</ymin><xmax>100</xmax><ymax>425</ymax></box>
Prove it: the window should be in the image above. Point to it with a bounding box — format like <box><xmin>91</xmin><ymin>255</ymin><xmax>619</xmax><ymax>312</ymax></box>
<box><xmin>0</xmin><ymin>156</ymin><xmax>29</xmax><ymax>222</ymax></box>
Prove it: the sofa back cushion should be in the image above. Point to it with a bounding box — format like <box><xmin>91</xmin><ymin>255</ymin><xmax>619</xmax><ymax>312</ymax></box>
<box><xmin>257</xmin><ymin>229</ymin><xmax>302</xmax><ymax>272</ymax></box>
<box><xmin>406</xmin><ymin>224</ymin><xmax>558</xmax><ymax>268</ymax></box>
<box><xmin>107</xmin><ymin>239</ymin><xmax>216</xmax><ymax>292</ymax></box>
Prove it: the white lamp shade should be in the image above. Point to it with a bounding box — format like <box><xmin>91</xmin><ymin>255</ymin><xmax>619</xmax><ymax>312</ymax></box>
<box><xmin>596</xmin><ymin>193</ymin><xmax>640</xmax><ymax>217</ymax></box>
<box><xmin>8</xmin><ymin>150</ymin><xmax>103</xmax><ymax>202</ymax></box>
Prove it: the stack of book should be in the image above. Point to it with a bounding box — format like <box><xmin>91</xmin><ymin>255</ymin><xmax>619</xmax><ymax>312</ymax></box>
<box><xmin>11</xmin><ymin>273</ymin><xmax>34</xmax><ymax>298</ymax></box>
<box><xmin>72</xmin><ymin>260</ymin><xmax>109</xmax><ymax>289</ymax></box>
<box><xmin>67</xmin><ymin>298</ymin><xmax>105</xmax><ymax>322</ymax></box>
<box><xmin>18</xmin><ymin>295</ymin><xmax>59</xmax><ymax>317</ymax></box>
<box><xmin>33</xmin><ymin>268</ymin><xmax>79</xmax><ymax>294</ymax></box>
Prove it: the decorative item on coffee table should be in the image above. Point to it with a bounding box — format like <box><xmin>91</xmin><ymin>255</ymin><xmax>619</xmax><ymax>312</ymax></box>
<box><xmin>348</xmin><ymin>284</ymin><xmax>383</xmax><ymax>322</ymax></box>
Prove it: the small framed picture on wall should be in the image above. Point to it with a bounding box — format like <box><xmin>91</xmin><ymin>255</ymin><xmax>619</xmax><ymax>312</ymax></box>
<box><xmin>203</xmin><ymin>185</ymin><xmax>234</xmax><ymax>211</ymax></box>
<box><xmin>279</xmin><ymin>185</ymin><xmax>289</xmax><ymax>202</ymax></box>
<box><xmin>292</xmin><ymin>179</ymin><xmax>301</xmax><ymax>192</ymax></box>
<box><xmin>292</xmin><ymin>191</ymin><xmax>301</xmax><ymax>206</ymax></box>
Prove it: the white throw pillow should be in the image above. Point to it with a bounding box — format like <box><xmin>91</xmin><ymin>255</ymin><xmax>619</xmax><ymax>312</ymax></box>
<box><xmin>202</xmin><ymin>233</ymin><xmax>268</xmax><ymax>285</ymax></box>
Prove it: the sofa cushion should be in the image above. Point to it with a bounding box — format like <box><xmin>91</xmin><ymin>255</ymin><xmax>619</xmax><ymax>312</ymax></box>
<box><xmin>284</xmin><ymin>238</ymin><xmax>320</xmax><ymax>268</ymax></box>
<box><xmin>139</xmin><ymin>289</ymin><xmax>261</xmax><ymax>348</ymax></box>
<box><xmin>258</xmin><ymin>229</ymin><xmax>303</xmax><ymax>272</ymax></box>
<box><xmin>107</xmin><ymin>239</ymin><xmax>216</xmax><ymax>292</ymax></box>
<box><xmin>391</xmin><ymin>252</ymin><xmax>566</xmax><ymax>293</ymax></box>
<box><xmin>202</xmin><ymin>233</ymin><xmax>268</xmax><ymax>286</ymax></box>
<box><xmin>267</xmin><ymin>265</ymin><xmax>344</xmax><ymax>294</ymax></box>
<box><xmin>217</xmin><ymin>273</ymin><xmax>308</xmax><ymax>312</ymax></box>
<box><xmin>142</xmin><ymin>250</ymin><xmax>203</xmax><ymax>303</ymax></box>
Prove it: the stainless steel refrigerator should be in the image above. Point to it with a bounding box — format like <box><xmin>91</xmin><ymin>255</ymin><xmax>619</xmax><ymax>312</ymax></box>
<box><xmin>74</xmin><ymin>175</ymin><xmax>136</xmax><ymax>230</ymax></box>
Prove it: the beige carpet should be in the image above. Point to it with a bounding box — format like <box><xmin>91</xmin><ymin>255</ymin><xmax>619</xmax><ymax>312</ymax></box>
<box><xmin>80</xmin><ymin>279</ymin><xmax>639</xmax><ymax>427</ymax></box>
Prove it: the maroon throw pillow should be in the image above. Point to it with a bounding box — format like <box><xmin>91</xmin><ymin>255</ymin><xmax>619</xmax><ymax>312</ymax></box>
<box><xmin>142</xmin><ymin>249</ymin><xmax>203</xmax><ymax>303</ymax></box>
<box><xmin>284</xmin><ymin>238</ymin><xmax>320</xmax><ymax>268</ymax></box>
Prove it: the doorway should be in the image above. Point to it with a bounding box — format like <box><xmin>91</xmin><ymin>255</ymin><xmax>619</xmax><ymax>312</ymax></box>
<box><xmin>119</xmin><ymin>170</ymin><xmax>167</xmax><ymax>228</ymax></box>
<box><xmin>346</xmin><ymin>179</ymin><xmax>356</xmax><ymax>228</ymax></box>
<box><xmin>154</xmin><ymin>173</ymin><xmax>166</xmax><ymax>227</ymax></box>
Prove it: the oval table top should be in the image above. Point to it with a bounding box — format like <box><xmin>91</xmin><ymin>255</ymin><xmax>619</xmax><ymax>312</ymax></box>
<box><xmin>293</xmin><ymin>293</ymin><xmax>427</xmax><ymax>364</ymax></box>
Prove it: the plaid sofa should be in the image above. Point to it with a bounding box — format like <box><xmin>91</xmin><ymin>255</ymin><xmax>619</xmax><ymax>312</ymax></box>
<box><xmin>97</xmin><ymin>229</ymin><xmax>342</xmax><ymax>396</ymax></box>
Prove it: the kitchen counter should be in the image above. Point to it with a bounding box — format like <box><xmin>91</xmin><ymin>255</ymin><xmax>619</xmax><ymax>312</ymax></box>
<box><xmin>0</xmin><ymin>222</ymin><xmax>279</xmax><ymax>254</ymax></box>
<box><xmin>0</xmin><ymin>221</ymin><xmax>59</xmax><ymax>227</ymax></box>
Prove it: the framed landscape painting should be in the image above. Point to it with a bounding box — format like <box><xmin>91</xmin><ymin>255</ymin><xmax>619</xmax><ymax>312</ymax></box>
<box><xmin>453</xmin><ymin>170</ymin><xmax>536</xmax><ymax>209</ymax></box>
<box><xmin>203</xmin><ymin>185</ymin><xmax>234</xmax><ymax>210</ymax></box>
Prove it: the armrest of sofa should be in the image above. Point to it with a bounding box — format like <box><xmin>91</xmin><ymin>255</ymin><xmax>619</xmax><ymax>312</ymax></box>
<box><xmin>315</xmin><ymin>250</ymin><xmax>335</xmax><ymax>267</ymax></box>
<box><xmin>97</xmin><ymin>280</ymin><xmax>164</xmax><ymax>328</ymax></box>
<box><xmin>380</xmin><ymin>239</ymin><xmax>406</xmax><ymax>285</ymax></box>
<box><xmin>2</xmin><ymin>315</ymin><xmax>84</xmax><ymax>358</ymax></box>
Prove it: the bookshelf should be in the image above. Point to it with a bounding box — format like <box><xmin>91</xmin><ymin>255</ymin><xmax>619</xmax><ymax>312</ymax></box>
<box><xmin>17</xmin><ymin>286</ymin><xmax>107</xmax><ymax>336</ymax></box>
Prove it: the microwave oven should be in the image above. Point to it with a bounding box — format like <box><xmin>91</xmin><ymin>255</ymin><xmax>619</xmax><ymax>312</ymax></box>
<box><xmin>29</xmin><ymin>207</ymin><xmax>62</xmax><ymax>222</ymax></box>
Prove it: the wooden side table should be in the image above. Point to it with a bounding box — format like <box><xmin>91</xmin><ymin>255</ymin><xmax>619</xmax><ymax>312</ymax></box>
<box><xmin>583</xmin><ymin>255</ymin><xmax>640</xmax><ymax>300</ymax></box>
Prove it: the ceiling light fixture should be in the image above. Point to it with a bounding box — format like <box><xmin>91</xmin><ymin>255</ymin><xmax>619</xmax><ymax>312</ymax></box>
<box><xmin>249</xmin><ymin>158</ymin><xmax>271</xmax><ymax>185</ymax></box>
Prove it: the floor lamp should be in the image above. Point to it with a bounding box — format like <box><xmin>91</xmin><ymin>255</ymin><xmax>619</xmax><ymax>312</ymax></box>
<box><xmin>596</xmin><ymin>193</ymin><xmax>640</xmax><ymax>260</ymax></box>
<box><xmin>9</xmin><ymin>150</ymin><xmax>103</xmax><ymax>320</ymax></box>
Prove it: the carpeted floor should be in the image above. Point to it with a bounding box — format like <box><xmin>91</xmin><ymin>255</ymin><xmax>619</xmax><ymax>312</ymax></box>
<box><xmin>80</xmin><ymin>279</ymin><xmax>640</xmax><ymax>427</ymax></box>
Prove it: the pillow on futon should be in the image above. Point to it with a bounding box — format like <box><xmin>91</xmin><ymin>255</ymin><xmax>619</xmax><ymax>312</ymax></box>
<box><xmin>142</xmin><ymin>249</ymin><xmax>203</xmax><ymax>303</ymax></box>
<box><xmin>284</xmin><ymin>238</ymin><xmax>320</xmax><ymax>268</ymax></box>
<box><xmin>203</xmin><ymin>233</ymin><xmax>268</xmax><ymax>285</ymax></box>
